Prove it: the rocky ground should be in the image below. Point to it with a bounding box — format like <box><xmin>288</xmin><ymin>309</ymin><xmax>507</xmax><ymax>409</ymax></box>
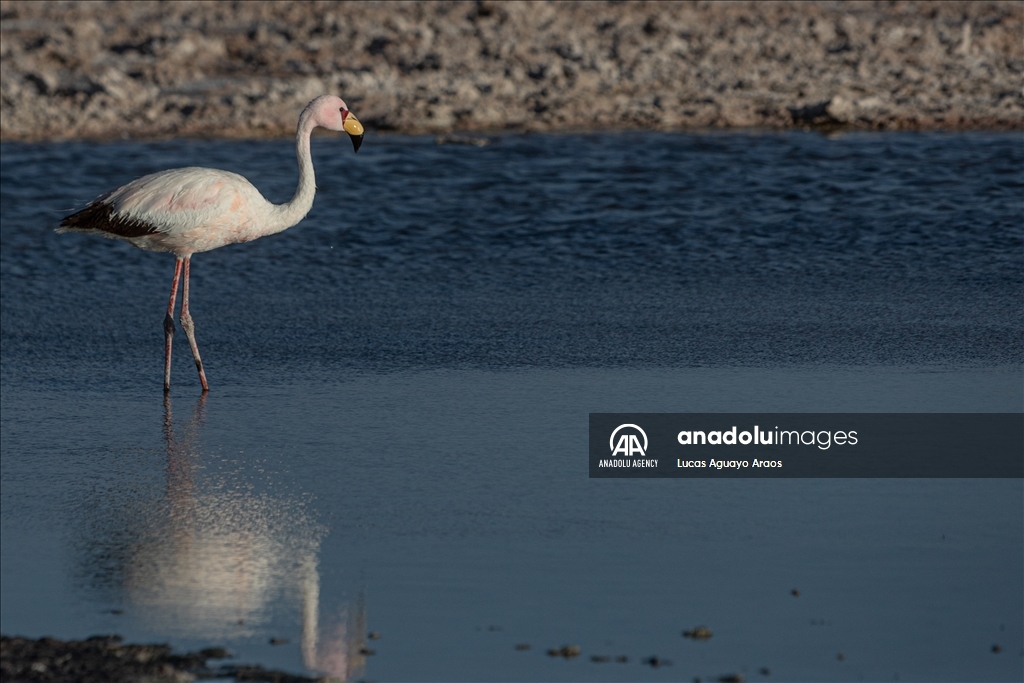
<box><xmin>0</xmin><ymin>1</ymin><xmax>1022</xmax><ymax>140</ymax></box>
<box><xmin>0</xmin><ymin>635</ymin><xmax>318</xmax><ymax>683</ymax></box>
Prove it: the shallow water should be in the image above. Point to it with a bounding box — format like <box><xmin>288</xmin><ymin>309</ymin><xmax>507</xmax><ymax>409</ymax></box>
<box><xmin>1</xmin><ymin>132</ymin><xmax>1022</xmax><ymax>681</ymax></box>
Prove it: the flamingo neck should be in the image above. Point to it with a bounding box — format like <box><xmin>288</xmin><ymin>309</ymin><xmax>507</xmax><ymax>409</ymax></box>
<box><xmin>268</xmin><ymin>110</ymin><xmax>318</xmax><ymax>233</ymax></box>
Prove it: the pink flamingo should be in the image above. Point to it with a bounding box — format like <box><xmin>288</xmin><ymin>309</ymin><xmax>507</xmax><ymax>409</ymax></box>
<box><xmin>59</xmin><ymin>95</ymin><xmax>364</xmax><ymax>393</ymax></box>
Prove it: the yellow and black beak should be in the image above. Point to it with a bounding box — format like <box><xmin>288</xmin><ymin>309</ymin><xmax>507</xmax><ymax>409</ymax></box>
<box><xmin>343</xmin><ymin>112</ymin><xmax>364</xmax><ymax>152</ymax></box>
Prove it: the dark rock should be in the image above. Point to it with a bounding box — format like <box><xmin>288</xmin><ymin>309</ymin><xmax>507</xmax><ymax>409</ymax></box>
<box><xmin>643</xmin><ymin>655</ymin><xmax>672</xmax><ymax>667</ymax></box>
<box><xmin>788</xmin><ymin>100</ymin><xmax>836</xmax><ymax>125</ymax></box>
<box><xmin>0</xmin><ymin>634</ymin><xmax>314</xmax><ymax>683</ymax></box>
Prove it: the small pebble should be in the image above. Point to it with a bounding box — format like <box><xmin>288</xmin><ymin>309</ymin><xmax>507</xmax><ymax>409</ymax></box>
<box><xmin>643</xmin><ymin>655</ymin><xmax>671</xmax><ymax>667</ymax></box>
<box><xmin>719</xmin><ymin>675</ymin><xmax>744</xmax><ymax>683</ymax></box>
<box><xmin>791</xmin><ymin>589</ymin><xmax>800</xmax><ymax>597</ymax></box>
<box><xmin>591</xmin><ymin>654</ymin><xmax>610</xmax><ymax>663</ymax></box>
<box><xmin>487</xmin><ymin>625</ymin><xmax>503</xmax><ymax>632</ymax></box>
<box><xmin>199</xmin><ymin>648</ymin><xmax>230</xmax><ymax>659</ymax></box>
<box><xmin>368</xmin><ymin>631</ymin><xmax>381</xmax><ymax>640</ymax></box>
<box><xmin>359</xmin><ymin>647</ymin><xmax>376</xmax><ymax>656</ymax></box>
<box><xmin>514</xmin><ymin>643</ymin><xmax>531</xmax><ymax>651</ymax></box>
<box><xmin>268</xmin><ymin>638</ymin><xmax>289</xmax><ymax>646</ymax></box>
<box><xmin>683</xmin><ymin>626</ymin><xmax>713</xmax><ymax>639</ymax></box>
<box><xmin>559</xmin><ymin>645</ymin><xmax>581</xmax><ymax>658</ymax></box>
<box><xmin>759</xmin><ymin>667</ymin><xmax>771</xmax><ymax>676</ymax></box>
<box><xmin>615</xmin><ymin>655</ymin><xmax>629</xmax><ymax>663</ymax></box>
<box><xmin>837</xmin><ymin>652</ymin><xmax>845</xmax><ymax>661</ymax></box>
<box><xmin>991</xmin><ymin>644</ymin><xmax>1002</xmax><ymax>653</ymax></box>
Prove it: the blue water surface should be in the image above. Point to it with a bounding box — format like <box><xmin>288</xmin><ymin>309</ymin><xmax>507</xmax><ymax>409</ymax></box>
<box><xmin>1</xmin><ymin>131</ymin><xmax>1022</xmax><ymax>682</ymax></box>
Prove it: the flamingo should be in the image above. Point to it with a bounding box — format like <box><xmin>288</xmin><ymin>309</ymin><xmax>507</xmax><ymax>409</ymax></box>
<box><xmin>58</xmin><ymin>95</ymin><xmax>364</xmax><ymax>393</ymax></box>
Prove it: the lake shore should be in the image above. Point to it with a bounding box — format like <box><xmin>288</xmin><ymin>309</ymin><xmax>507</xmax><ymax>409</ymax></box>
<box><xmin>1</xmin><ymin>0</ymin><xmax>1022</xmax><ymax>141</ymax></box>
<box><xmin>0</xmin><ymin>634</ymin><xmax>318</xmax><ymax>683</ymax></box>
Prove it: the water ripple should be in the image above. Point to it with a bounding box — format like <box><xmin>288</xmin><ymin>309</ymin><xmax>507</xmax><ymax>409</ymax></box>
<box><xmin>1</xmin><ymin>131</ymin><xmax>1021</xmax><ymax>384</ymax></box>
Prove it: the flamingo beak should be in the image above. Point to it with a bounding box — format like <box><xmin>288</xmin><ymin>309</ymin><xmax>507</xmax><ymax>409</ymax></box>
<box><xmin>343</xmin><ymin>112</ymin><xmax>364</xmax><ymax>152</ymax></box>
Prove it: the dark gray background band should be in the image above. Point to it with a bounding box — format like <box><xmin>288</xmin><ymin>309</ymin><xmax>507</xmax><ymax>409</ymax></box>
<box><xmin>589</xmin><ymin>414</ymin><xmax>1023</xmax><ymax>478</ymax></box>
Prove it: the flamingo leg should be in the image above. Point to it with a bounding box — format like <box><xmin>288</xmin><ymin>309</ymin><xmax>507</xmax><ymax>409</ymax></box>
<box><xmin>164</xmin><ymin>258</ymin><xmax>183</xmax><ymax>392</ymax></box>
<box><xmin>179</xmin><ymin>257</ymin><xmax>210</xmax><ymax>393</ymax></box>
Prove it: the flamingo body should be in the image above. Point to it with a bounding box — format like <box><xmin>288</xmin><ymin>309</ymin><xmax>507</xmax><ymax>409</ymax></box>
<box><xmin>58</xmin><ymin>95</ymin><xmax>365</xmax><ymax>392</ymax></box>
<box><xmin>60</xmin><ymin>167</ymin><xmax>276</xmax><ymax>255</ymax></box>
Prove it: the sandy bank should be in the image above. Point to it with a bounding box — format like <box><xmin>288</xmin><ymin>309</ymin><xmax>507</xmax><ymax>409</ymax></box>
<box><xmin>1</xmin><ymin>0</ymin><xmax>1022</xmax><ymax>140</ymax></box>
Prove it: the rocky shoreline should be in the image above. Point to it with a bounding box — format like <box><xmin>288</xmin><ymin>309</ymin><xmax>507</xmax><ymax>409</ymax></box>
<box><xmin>1</xmin><ymin>0</ymin><xmax>1022</xmax><ymax>141</ymax></box>
<box><xmin>0</xmin><ymin>634</ymin><xmax>319</xmax><ymax>683</ymax></box>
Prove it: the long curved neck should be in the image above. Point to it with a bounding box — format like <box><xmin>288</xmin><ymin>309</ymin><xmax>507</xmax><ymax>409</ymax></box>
<box><xmin>268</xmin><ymin>111</ymin><xmax>317</xmax><ymax>233</ymax></box>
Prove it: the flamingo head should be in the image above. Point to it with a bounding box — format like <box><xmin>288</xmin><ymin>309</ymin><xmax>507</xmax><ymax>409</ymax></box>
<box><xmin>308</xmin><ymin>95</ymin><xmax>365</xmax><ymax>152</ymax></box>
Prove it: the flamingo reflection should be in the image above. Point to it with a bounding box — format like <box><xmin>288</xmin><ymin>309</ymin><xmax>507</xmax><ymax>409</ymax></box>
<box><xmin>117</xmin><ymin>393</ymin><xmax>367</xmax><ymax>680</ymax></box>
